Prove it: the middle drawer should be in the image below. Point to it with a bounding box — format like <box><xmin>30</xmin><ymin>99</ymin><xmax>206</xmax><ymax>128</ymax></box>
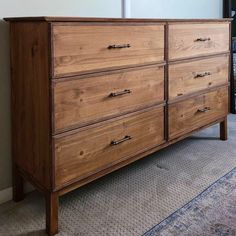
<box><xmin>53</xmin><ymin>65</ymin><xmax>164</xmax><ymax>133</ymax></box>
<box><xmin>169</xmin><ymin>54</ymin><xmax>229</xmax><ymax>100</ymax></box>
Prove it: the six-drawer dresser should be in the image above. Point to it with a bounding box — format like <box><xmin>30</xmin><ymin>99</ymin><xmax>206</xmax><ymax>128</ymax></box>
<box><xmin>5</xmin><ymin>17</ymin><xmax>231</xmax><ymax>235</ymax></box>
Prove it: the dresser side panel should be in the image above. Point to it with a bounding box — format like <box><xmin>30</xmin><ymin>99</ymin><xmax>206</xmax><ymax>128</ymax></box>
<box><xmin>10</xmin><ymin>22</ymin><xmax>52</xmax><ymax>190</ymax></box>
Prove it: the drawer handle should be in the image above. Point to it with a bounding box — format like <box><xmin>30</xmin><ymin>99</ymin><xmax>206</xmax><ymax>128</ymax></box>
<box><xmin>108</xmin><ymin>44</ymin><xmax>131</xmax><ymax>49</ymax></box>
<box><xmin>111</xmin><ymin>135</ymin><xmax>132</xmax><ymax>146</ymax></box>
<box><xmin>197</xmin><ymin>107</ymin><xmax>211</xmax><ymax>113</ymax></box>
<box><xmin>194</xmin><ymin>72</ymin><xmax>211</xmax><ymax>79</ymax></box>
<box><xmin>109</xmin><ymin>89</ymin><xmax>131</xmax><ymax>97</ymax></box>
<box><xmin>195</xmin><ymin>38</ymin><xmax>211</xmax><ymax>42</ymax></box>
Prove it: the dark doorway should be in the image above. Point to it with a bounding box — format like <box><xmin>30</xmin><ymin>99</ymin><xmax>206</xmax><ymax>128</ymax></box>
<box><xmin>223</xmin><ymin>0</ymin><xmax>236</xmax><ymax>113</ymax></box>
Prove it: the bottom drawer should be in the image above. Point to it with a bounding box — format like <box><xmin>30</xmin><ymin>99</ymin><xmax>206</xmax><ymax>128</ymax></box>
<box><xmin>169</xmin><ymin>87</ymin><xmax>228</xmax><ymax>139</ymax></box>
<box><xmin>54</xmin><ymin>106</ymin><xmax>165</xmax><ymax>188</ymax></box>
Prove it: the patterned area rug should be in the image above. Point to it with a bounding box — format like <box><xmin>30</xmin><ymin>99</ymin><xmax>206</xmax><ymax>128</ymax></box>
<box><xmin>144</xmin><ymin>168</ymin><xmax>236</xmax><ymax>236</ymax></box>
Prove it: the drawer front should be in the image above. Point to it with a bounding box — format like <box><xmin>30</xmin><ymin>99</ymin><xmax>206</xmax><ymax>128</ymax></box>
<box><xmin>169</xmin><ymin>23</ymin><xmax>229</xmax><ymax>60</ymax></box>
<box><xmin>52</xmin><ymin>24</ymin><xmax>165</xmax><ymax>77</ymax></box>
<box><xmin>53</xmin><ymin>65</ymin><xmax>164</xmax><ymax>133</ymax></box>
<box><xmin>169</xmin><ymin>55</ymin><xmax>229</xmax><ymax>100</ymax></box>
<box><xmin>54</xmin><ymin>107</ymin><xmax>165</xmax><ymax>188</ymax></box>
<box><xmin>169</xmin><ymin>87</ymin><xmax>228</xmax><ymax>139</ymax></box>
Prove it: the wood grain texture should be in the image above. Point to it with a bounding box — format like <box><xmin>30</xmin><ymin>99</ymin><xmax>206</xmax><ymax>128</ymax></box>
<box><xmin>169</xmin><ymin>87</ymin><xmax>229</xmax><ymax>139</ymax></box>
<box><xmin>53</xmin><ymin>65</ymin><xmax>164</xmax><ymax>133</ymax></box>
<box><xmin>169</xmin><ymin>54</ymin><xmax>229</xmax><ymax>100</ymax></box>
<box><xmin>169</xmin><ymin>23</ymin><xmax>230</xmax><ymax>60</ymax></box>
<box><xmin>10</xmin><ymin>22</ymin><xmax>52</xmax><ymax>190</ymax></box>
<box><xmin>52</xmin><ymin>23</ymin><xmax>164</xmax><ymax>77</ymax></box>
<box><xmin>54</xmin><ymin>107</ymin><xmax>165</xmax><ymax>188</ymax></box>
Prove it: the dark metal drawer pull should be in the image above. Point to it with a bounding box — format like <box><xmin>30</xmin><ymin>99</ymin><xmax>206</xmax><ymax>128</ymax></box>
<box><xmin>195</xmin><ymin>38</ymin><xmax>211</xmax><ymax>42</ymax></box>
<box><xmin>108</xmin><ymin>44</ymin><xmax>131</xmax><ymax>49</ymax></box>
<box><xmin>109</xmin><ymin>89</ymin><xmax>131</xmax><ymax>97</ymax></box>
<box><xmin>197</xmin><ymin>107</ymin><xmax>211</xmax><ymax>113</ymax></box>
<box><xmin>111</xmin><ymin>135</ymin><xmax>132</xmax><ymax>146</ymax></box>
<box><xmin>194</xmin><ymin>72</ymin><xmax>211</xmax><ymax>79</ymax></box>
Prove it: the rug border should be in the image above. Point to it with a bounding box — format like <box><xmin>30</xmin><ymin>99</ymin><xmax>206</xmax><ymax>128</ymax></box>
<box><xmin>142</xmin><ymin>167</ymin><xmax>236</xmax><ymax>236</ymax></box>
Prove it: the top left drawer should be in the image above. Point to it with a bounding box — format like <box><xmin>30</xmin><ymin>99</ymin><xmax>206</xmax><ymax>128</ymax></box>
<box><xmin>51</xmin><ymin>23</ymin><xmax>165</xmax><ymax>78</ymax></box>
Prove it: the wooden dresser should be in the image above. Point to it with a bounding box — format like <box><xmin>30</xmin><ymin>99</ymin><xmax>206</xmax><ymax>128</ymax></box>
<box><xmin>5</xmin><ymin>17</ymin><xmax>231</xmax><ymax>235</ymax></box>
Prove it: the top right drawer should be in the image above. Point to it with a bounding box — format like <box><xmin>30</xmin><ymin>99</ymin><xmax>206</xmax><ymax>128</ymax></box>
<box><xmin>168</xmin><ymin>23</ymin><xmax>230</xmax><ymax>61</ymax></box>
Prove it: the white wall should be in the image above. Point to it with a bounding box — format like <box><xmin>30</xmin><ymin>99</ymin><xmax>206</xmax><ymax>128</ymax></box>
<box><xmin>0</xmin><ymin>0</ymin><xmax>121</xmax><ymax>18</ymax></box>
<box><xmin>130</xmin><ymin>0</ymin><xmax>222</xmax><ymax>19</ymax></box>
<box><xmin>0</xmin><ymin>0</ymin><xmax>223</xmax><ymax>196</ymax></box>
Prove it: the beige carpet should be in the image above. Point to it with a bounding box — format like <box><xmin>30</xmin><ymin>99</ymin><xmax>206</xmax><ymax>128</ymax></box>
<box><xmin>0</xmin><ymin>115</ymin><xmax>236</xmax><ymax>236</ymax></box>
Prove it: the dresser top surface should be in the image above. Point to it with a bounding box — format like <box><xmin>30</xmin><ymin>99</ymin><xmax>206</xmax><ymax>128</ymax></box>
<box><xmin>4</xmin><ymin>16</ymin><xmax>232</xmax><ymax>23</ymax></box>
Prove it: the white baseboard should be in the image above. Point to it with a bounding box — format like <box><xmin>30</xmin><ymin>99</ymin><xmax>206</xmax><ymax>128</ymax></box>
<box><xmin>0</xmin><ymin>183</ymin><xmax>35</xmax><ymax>205</ymax></box>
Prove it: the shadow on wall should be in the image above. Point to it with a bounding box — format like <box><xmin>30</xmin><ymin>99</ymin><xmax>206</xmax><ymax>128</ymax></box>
<box><xmin>0</xmin><ymin>19</ymin><xmax>12</xmax><ymax>191</ymax></box>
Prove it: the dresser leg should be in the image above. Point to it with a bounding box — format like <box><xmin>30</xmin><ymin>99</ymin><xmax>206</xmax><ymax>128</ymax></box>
<box><xmin>46</xmin><ymin>192</ymin><xmax>59</xmax><ymax>236</ymax></box>
<box><xmin>12</xmin><ymin>165</ymin><xmax>24</xmax><ymax>202</ymax></box>
<box><xmin>220</xmin><ymin>118</ymin><xmax>228</xmax><ymax>141</ymax></box>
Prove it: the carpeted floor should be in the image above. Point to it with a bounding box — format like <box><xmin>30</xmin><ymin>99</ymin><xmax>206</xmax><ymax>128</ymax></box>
<box><xmin>144</xmin><ymin>167</ymin><xmax>236</xmax><ymax>236</ymax></box>
<box><xmin>0</xmin><ymin>115</ymin><xmax>236</xmax><ymax>236</ymax></box>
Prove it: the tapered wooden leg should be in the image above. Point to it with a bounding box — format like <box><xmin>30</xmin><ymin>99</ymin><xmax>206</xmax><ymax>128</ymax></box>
<box><xmin>220</xmin><ymin>118</ymin><xmax>228</xmax><ymax>141</ymax></box>
<box><xmin>12</xmin><ymin>165</ymin><xmax>24</xmax><ymax>202</ymax></box>
<box><xmin>46</xmin><ymin>192</ymin><xmax>59</xmax><ymax>236</ymax></box>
